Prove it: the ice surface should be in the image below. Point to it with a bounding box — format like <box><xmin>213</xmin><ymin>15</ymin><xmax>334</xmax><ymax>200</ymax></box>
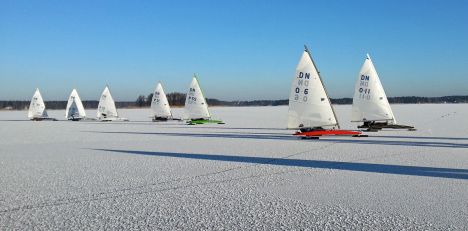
<box><xmin>0</xmin><ymin>104</ymin><xmax>467</xmax><ymax>230</ymax></box>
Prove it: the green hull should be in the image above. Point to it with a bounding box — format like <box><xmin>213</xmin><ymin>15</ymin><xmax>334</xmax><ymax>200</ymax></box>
<box><xmin>187</xmin><ymin>119</ymin><xmax>225</xmax><ymax>125</ymax></box>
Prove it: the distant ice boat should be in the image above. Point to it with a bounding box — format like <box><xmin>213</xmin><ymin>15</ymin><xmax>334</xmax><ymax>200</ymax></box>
<box><xmin>288</xmin><ymin>46</ymin><xmax>363</xmax><ymax>138</ymax></box>
<box><xmin>351</xmin><ymin>54</ymin><xmax>415</xmax><ymax>131</ymax></box>
<box><xmin>96</xmin><ymin>86</ymin><xmax>129</xmax><ymax>122</ymax></box>
<box><xmin>150</xmin><ymin>82</ymin><xmax>179</xmax><ymax>122</ymax></box>
<box><xmin>28</xmin><ymin>88</ymin><xmax>57</xmax><ymax>121</ymax></box>
<box><xmin>184</xmin><ymin>75</ymin><xmax>224</xmax><ymax>125</ymax></box>
<box><xmin>65</xmin><ymin>89</ymin><xmax>87</xmax><ymax>121</ymax></box>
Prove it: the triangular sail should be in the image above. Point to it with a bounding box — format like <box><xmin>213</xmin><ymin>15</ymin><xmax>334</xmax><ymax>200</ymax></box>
<box><xmin>151</xmin><ymin>82</ymin><xmax>172</xmax><ymax>118</ymax></box>
<box><xmin>28</xmin><ymin>88</ymin><xmax>48</xmax><ymax>119</ymax></box>
<box><xmin>351</xmin><ymin>54</ymin><xmax>396</xmax><ymax>124</ymax></box>
<box><xmin>287</xmin><ymin>46</ymin><xmax>338</xmax><ymax>129</ymax></box>
<box><xmin>65</xmin><ymin>89</ymin><xmax>86</xmax><ymax>119</ymax></box>
<box><xmin>184</xmin><ymin>75</ymin><xmax>211</xmax><ymax>120</ymax></box>
<box><xmin>97</xmin><ymin>86</ymin><xmax>118</xmax><ymax>119</ymax></box>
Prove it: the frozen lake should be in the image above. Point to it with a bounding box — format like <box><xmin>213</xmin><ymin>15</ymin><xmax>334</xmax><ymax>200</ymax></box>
<box><xmin>1</xmin><ymin>104</ymin><xmax>467</xmax><ymax>230</ymax></box>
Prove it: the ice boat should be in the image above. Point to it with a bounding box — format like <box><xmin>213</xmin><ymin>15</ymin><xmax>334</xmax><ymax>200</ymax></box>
<box><xmin>351</xmin><ymin>54</ymin><xmax>415</xmax><ymax>131</ymax></box>
<box><xmin>287</xmin><ymin>46</ymin><xmax>363</xmax><ymax>138</ymax></box>
<box><xmin>184</xmin><ymin>75</ymin><xmax>224</xmax><ymax>125</ymax></box>
<box><xmin>96</xmin><ymin>86</ymin><xmax>129</xmax><ymax>122</ymax></box>
<box><xmin>28</xmin><ymin>88</ymin><xmax>57</xmax><ymax>121</ymax></box>
<box><xmin>150</xmin><ymin>82</ymin><xmax>179</xmax><ymax>122</ymax></box>
<box><xmin>65</xmin><ymin>89</ymin><xmax>87</xmax><ymax>121</ymax></box>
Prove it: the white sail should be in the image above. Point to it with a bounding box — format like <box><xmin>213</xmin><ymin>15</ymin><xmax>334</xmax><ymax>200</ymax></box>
<box><xmin>351</xmin><ymin>54</ymin><xmax>396</xmax><ymax>124</ymax></box>
<box><xmin>151</xmin><ymin>82</ymin><xmax>172</xmax><ymax>118</ymax></box>
<box><xmin>97</xmin><ymin>86</ymin><xmax>119</xmax><ymax>119</ymax></box>
<box><xmin>65</xmin><ymin>89</ymin><xmax>86</xmax><ymax>119</ymax></box>
<box><xmin>184</xmin><ymin>76</ymin><xmax>211</xmax><ymax>120</ymax></box>
<box><xmin>287</xmin><ymin>47</ymin><xmax>338</xmax><ymax>129</ymax></box>
<box><xmin>28</xmin><ymin>88</ymin><xmax>48</xmax><ymax>119</ymax></box>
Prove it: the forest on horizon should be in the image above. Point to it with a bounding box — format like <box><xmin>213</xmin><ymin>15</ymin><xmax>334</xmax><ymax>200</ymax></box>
<box><xmin>1</xmin><ymin>93</ymin><xmax>468</xmax><ymax>110</ymax></box>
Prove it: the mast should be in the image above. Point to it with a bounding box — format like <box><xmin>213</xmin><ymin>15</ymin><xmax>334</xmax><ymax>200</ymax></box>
<box><xmin>304</xmin><ymin>45</ymin><xmax>340</xmax><ymax>129</ymax></box>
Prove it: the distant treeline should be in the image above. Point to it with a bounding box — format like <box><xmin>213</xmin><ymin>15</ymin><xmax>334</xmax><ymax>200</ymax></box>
<box><xmin>2</xmin><ymin>94</ymin><xmax>468</xmax><ymax>110</ymax></box>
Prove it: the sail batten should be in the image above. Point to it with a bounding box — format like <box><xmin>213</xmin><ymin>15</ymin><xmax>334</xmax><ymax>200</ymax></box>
<box><xmin>184</xmin><ymin>76</ymin><xmax>211</xmax><ymax>120</ymax></box>
<box><xmin>351</xmin><ymin>54</ymin><xmax>396</xmax><ymax>124</ymax></box>
<box><xmin>65</xmin><ymin>89</ymin><xmax>86</xmax><ymax>119</ymax></box>
<box><xmin>151</xmin><ymin>82</ymin><xmax>172</xmax><ymax>119</ymax></box>
<box><xmin>287</xmin><ymin>47</ymin><xmax>338</xmax><ymax>129</ymax></box>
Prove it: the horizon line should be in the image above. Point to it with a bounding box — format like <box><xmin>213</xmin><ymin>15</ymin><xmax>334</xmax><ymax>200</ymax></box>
<box><xmin>1</xmin><ymin>95</ymin><xmax>468</xmax><ymax>102</ymax></box>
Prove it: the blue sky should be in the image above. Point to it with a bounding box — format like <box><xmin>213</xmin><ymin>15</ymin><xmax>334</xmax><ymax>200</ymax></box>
<box><xmin>1</xmin><ymin>0</ymin><xmax>467</xmax><ymax>101</ymax></box>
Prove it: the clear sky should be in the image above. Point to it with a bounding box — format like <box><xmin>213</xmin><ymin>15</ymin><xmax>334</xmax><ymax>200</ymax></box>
<box><xmin>1</xmin><ymin>0</ymin><xmax>467</xmax><ymax>101</ymax></box>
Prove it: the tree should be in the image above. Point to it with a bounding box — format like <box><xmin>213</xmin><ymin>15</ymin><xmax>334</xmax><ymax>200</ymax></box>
<box><xmin>147</xmin><ymin>93</ymin><xmax>154</xmax><ymax>106</ymax></box>
<box><xmin>136</xmin><ymin>95</ymin><xmax>146</xmax><ymax>107</ymax></box>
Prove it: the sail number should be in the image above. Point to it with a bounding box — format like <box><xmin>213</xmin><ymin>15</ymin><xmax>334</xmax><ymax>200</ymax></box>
<box><xmin>294</xmin><ymin>72</ymin><xmax>310</xmax><ymax>102</ymax></box>
<box><xmin>153</xmin><ymin>91</ymin><xmax>161</xmax><ymax>103</ymax></box>
<box><xmin>187</xmin><ymin>88</ymin><xmax>197</xmax><ymax>104</ymax></box>
<box><xmin>358</xmin><ymin>75</ymin><xmax>371</xmax><ymax>100</ymax></box>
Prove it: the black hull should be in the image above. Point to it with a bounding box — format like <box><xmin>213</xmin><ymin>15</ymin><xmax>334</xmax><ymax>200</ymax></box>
<box><xmin>358</xmin><ymin>121</ymin><xmax>416</xmax><ymax>131</ymax></box>
<box><xmin>152</xmin><ymin>117</ymin><xmax>181</xmax><ymax>122</ymax></box>
<box><xmin>31</xmin><ymin>118</ymin><xmax>58</xmax><ymax>121</ymax></box>
<box><xmin>68</xmin><ymin>118</ymin><xmax>83</xmax><ymax>121</ymax></box>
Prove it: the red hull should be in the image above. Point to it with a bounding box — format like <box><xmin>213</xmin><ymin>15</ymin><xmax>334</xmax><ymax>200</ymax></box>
<box><xmin>294</xmin><ymin>130</ymin><xmax>362</xmax><ymax>137</ymax></box>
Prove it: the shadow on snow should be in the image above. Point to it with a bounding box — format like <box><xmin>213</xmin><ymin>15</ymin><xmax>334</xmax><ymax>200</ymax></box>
<box><xmin>373</xmin><ymin>135</ymin><xmax>468</xmax><ymax>141</ymax></box>
<box><xmin>94</xmin><ymin>149</ymin><xmax>468</xmax><ymax>180</ymax></box>
<box><xmin>85</xmin><ymin>131</ymin><xmax>468</xmax><ymax>149</ymax></box>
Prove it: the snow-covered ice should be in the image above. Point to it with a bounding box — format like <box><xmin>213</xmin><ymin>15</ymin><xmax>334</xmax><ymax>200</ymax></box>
<box><xmin>0</xmin><ymin>104</ymin><xmax>467</xmax><ymax>230</ymax></box>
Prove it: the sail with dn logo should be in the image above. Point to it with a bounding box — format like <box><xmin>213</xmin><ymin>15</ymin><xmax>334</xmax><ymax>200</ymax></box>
<box><xmin>28</xmin><ymin>88</ymin><xmax>49</xmax><ymax>120</ymax></box>
<box><xmin>28</xmin><ymin>88</ymin><xmax>57</xmax><ymax>121</ymax></box>
<box><xmin>151</xmin><ymin>82</ymin><xmax>173</xmax><ymax>121</ymax></box>
<box><xmin>351</xmin><ymin>54</ymin><xmax>395</xmax><ymax>123</ymax></box>
<box><xmin>351</xmin><ymin>54</ymin><xmax>415</xmax><ymax>131</ymax></box>
<box><xmin>184</xmin><ymin>75</ymin><xmax>211</xmax><ymax>120</ymax></box>
<box><xmin>183</xmin><ymin>75</ymin><xmax>224</xmax><ymax>125</ymax></box>
<box><xmin>287</xmin><ymin>46</ymin><xmax>364</xmax><ymax>138</ymax></box>
<box><xmin>96</xmin><ymin>86</ymin><xmax>128</xmax><ymax>121</ymax></box>
<box><xmin>287</xmin><ymin>45</ymin><xmax>338</xmax><ymax>130</ymax></box>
